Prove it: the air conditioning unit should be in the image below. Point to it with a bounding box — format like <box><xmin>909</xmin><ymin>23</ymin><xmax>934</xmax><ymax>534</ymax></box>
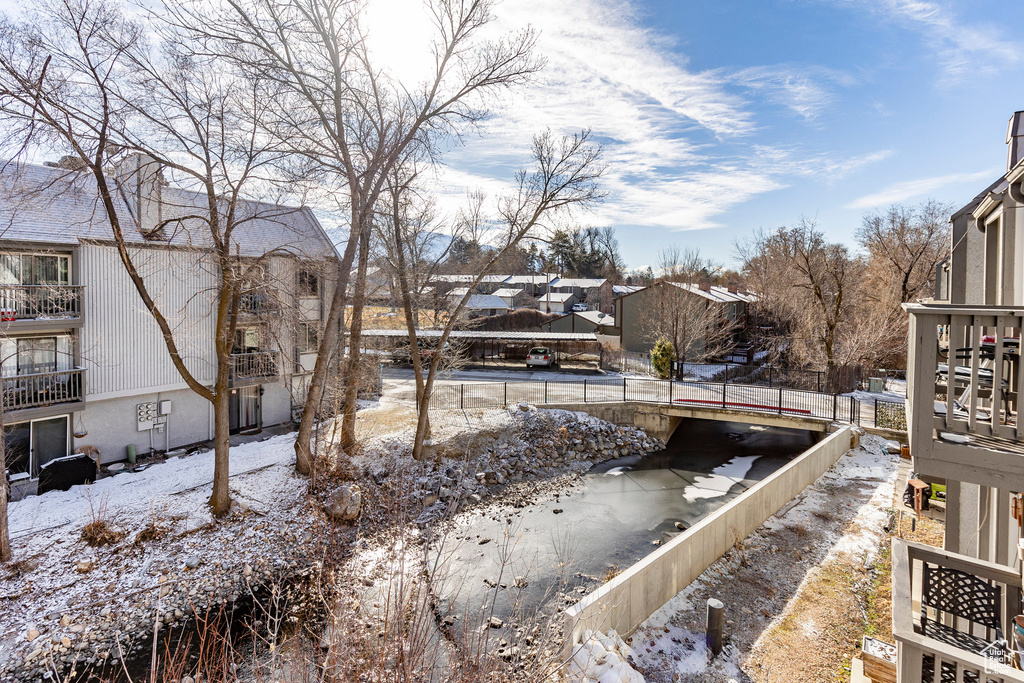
<box><xmin>869</xmin><ymin>377</ymin><xmax>885</xmax><ymax>394</ymax></box>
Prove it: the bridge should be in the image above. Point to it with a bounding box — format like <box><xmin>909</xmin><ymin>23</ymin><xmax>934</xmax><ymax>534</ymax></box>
<box><xmin>426</xmin><ymin>375</ymin><xmax>907</xmax><ymax>440</ymax></box>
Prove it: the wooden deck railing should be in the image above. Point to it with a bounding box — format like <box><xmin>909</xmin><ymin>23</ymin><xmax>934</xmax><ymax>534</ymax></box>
<box><xmin>1</xmin><ymin>368</ymin><xmax>85</xmax><ymax>411</ymax></box>
<box><xmin>892</xmin><ymin>539</ymin><xmax>1024</xmax><ymax>682</ymax></box>
<box><xmin>906</xmin><ymin>304</ymin><xmax>1024</xmax><ymax>447</ymax></box>
<box><xmin>0</xmin><ymin>284</ymin><xmax>82</xmax><ymax>320</ymax></box>
<box><xmin>230</xmin><ymin>351</ymin><xmax>279</xmax><ymax>380</ymax></box>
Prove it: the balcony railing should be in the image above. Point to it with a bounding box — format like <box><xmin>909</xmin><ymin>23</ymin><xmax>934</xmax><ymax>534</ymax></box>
<box><xmin>892</xmin><ymin>539</ymin><xmax>1024</xmax><ymax>682</ymax></box>
<box><xmin>1</xmin><ymin>368</ymin><xmax>85</xmax><ymax>412</ymax></box>
<box><xmin>0</xmin><ymin>284</ymin><xmax>83</xmax><ymax>321</ymax></box>
<box><xmin>905</xmin><ymin>304</ymin><xmax>1024</xmax><ymax>455</ymax></box>
<box><xmin>238</xmin><ymin>289</ymin><xmax>277</xmax><ymax>315</ymax></box>
<box><xmin>230</xmin><ymin>351</ymin><xmax>279</xmax><ymax>380</ymax></box>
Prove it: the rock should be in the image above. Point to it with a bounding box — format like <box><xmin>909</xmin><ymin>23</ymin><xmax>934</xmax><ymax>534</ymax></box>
<box><xmin>478</xmin><ymin>538</ymin><xmax>491</xmax><ymax>545</ymax></box>
<box><xmin>552</xmin><ymin>509</ymin><xmax>563</xmax><ymax>515</ymax></box>
<box><xmin>488</xmin><ymin>617</ymin><xmax>503</xmax><ymax>629</ymax></box>
<box><xmin>327</xmin><ymin>484</ymin><xmax>362</xmax><ymax>522</ymax></box>
<box><xmin>74</xmin><ymin>559</ymin><xmax>93</xmax><ymax>574</ymax></box>
<box><xmin>243</xmin><ymin>563</ymin><xmax>253</xmax><ymax>578</ymax></box>
<box><xmin>421</xmin><ymin>493</ymin><xmax>439</xmax><ymax>507</ymax></box>
<box><xmin>26</xmin><ymin>629</ymin><xmax>39</xmax><ymax>642</ymax></box>
<box><xmin>184</xmin><ymin>555</ymin><xmax>202</xmax><ymax>570</ymax></box>
<box><xmin>60</xmin><ymin>637</ymin><xmax>71</xmax><ymax>648</ymax></box>
<box><xmin>59</xmin><ymin>615</ymin><xmax>72</xmax><ymax>627</ymax></box>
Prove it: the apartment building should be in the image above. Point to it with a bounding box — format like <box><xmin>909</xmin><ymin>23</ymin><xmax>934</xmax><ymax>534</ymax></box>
<box><xmin>896</xmin><ymin>112</ymin><xmax>1024</xmax><ymax>681</ymax></box>
<box><xmin>0</xmin><ymin>159</ymin><xmax>338</xmax><ymax>494</ymax></box>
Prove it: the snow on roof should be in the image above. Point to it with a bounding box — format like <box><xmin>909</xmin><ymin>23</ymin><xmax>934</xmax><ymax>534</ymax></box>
<box><xmin>491</xmin><ymin>287</ymin><xmax>525</xmax><ymax>298</ymax></box>
<box><xmin>0</xmin><ymin>161</ymin><xmax>336</xmax><ymax>259</ymax></box>
<box><xmin>550</xmin><ymin>277</ymin><xmax>607</xmax><ymax>288</ymax></box>
<box><xmin>538</xmin><ymin>292</ymin><xmax>576</xmax><ymax>302</ymax></box>
<box><xmin>445</xmin><ymin>286</ymin><xmax>471</xmax><ymax>298</ymax></box>
<box><xmin>575</xmin><ymin>310</ymin><xmax>614</xmax><ymax>326</ymax></box>
<box><xmin>505</xmin><ymin>273</ymin><xmax>559</xmax><ymax>285</ymax></box>
<box><xmin>668</xmin><ymin>283</ymin><xmax>758</xmax><ymax>303</ymax></box>
<box><xmin>363</xmin><ymin>329</ymin><xmax>597</xmax><ymax>341</ymax></box>
<box><xmin>612</xmin><ymin>285</ymin><xmax>644</xmax><ymax>296</ymax></box>
<box><xmin>480</xmin><ymin>274</ymin><xmax>512</xmax><ymax>283</ymax></box>
<box><xmin>462</xmin><ymin>294</ymin><xmax>510</xmax><ymax>310</ymax></box>
<box><xmin>433</xmin><ymin>274</ymin><xmax>476</xmax><ymax>283</ymax></box>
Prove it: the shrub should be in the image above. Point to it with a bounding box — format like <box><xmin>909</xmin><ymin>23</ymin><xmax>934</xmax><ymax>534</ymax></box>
<box><xmin>650</xmin><ymin>337</ymin><xmax>675</xmax><ymax>379</ymax></box>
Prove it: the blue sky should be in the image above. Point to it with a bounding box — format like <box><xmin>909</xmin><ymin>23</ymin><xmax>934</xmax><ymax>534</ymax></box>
<box><xmin>415</xmin><ymin>0</ymin><xmax>1024</xmax><ymax>270</ymax></box>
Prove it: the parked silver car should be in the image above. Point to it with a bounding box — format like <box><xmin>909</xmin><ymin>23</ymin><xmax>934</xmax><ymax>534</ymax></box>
<box><xmin>526</xmin><ymin>346</ymin><xmax>555</xmax><ymax>368</ymax></box>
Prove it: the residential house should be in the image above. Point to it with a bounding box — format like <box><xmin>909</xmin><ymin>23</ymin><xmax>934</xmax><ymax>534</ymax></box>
<box><xmin>896</xmin><ymin>111</ymin><xmax>1024</xmax><ymax>681</ymax></box>
<box><xmin>505</xmin><ymin>273</ymin><xmax>558</xmax><ymax>297</ymax></box>
<box><xmin>0</xmin><ymin>158</ymin><xmax>338</xmax><ymax>495</ymax></box>
<box><xmin>615</xmin><ymin>282</ymin><xmax>755</xmax><ymax>355</ymax></box>
<box><xmin>491</xmin><ymin>287</ymin><xmax>530</xmax><ymax>309</ymax></box>
<box><xmin>478</xmin><ymin>274</ymin><xmax>512</xmax><ymax>294</ymax></box>
<box><xmin>458</xmin><ymin>294</ymin><xmax>510</xmax><ymax>318</ymax></box>
<box><xmin>548</xmin><ymin>277</ymin><xmax>609</xmax><ymax>310</ymax></box>
<box><xmin>539</xmin><ymin>310</ymin><xmax>616</xmax><ymax>336</ymax></box>
<box><xmin>535</xmin><ymin>292</ymin><xmax>577</xmax><ymax>314</ymax></box>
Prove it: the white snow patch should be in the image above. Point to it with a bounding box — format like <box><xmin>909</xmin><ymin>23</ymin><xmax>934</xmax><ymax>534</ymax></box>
<box><xmin>682</xmin><ymin>455</ymin><xmax>758</xmax><ymax>502</ymax></box>
<box><xmin>566</xmin><ymin>629</ymin><xmax>645</xmax><ymax>683</ymax></box>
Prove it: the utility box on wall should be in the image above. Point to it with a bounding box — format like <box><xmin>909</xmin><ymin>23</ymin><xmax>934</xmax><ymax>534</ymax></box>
<box><xmin>159</xmin><ymin>400</ymin><xmax>172</xmax><ymax>415</ymax></box>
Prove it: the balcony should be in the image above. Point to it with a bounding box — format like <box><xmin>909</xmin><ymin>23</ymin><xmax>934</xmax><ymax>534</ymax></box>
<box><xmin>238</xmin><ymin>289</ymin><xmax>277</xmax><ymax>316</ymax></box>
<box><xmin>0</xmin><ymin>285</ymin><xmax>83</xmax><ymax>325</ymax></box>
<box><xmin>892</xmin><ymin>539</ymin><xmax>1024</xmax><ymax>682</ymax></box>
<box><xmin>905</xmin><ymin>303</ymin><xmax>1024</xmax><ymax>489</ymax></box>
<box><xmin>1</xmin><ymin>368</ymin><xmax>85</xmax><ymax>413</ymax></box>
<box><xmin>230</xmin><ymin>351</ymin><xmax>279</xmax><ymax>383</ymax></box>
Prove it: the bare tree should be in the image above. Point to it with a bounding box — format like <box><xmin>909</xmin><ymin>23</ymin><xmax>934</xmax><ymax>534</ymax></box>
<box><xmin>740</xmin><ymin>219</ymin><xmax>866</xmax><ymax>370</ymax></box>
<box><xmin>635</xmin><ymin>248</ymin><xmax>735</xmax><ymax>361</ymax></box>
<box><xmin>393</xmin><ymin>131</ymin><xmax>602</xmax><ymax>460</ymax></box>
<box><xmin>187</xmin><ymin>0</ymin><xmax>542</xmax><ymax>465</ymax></box>
<box><xmin>0</xmin><ymin>401</ymin><xmax>8</xmax><ymax>563</ymax></box>
<box><xmin>857</xmin><ymin>200</ymin><xmax>952</xmax><ymax>307</ymax></box>
<box><xmin>0</xmin><ymin>0</ymin><xmax>311</xmax><ymax>515</ymax></box>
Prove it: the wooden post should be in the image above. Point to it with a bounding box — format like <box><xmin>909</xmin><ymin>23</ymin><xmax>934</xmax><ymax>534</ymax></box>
<box><xmin>706</xmin><ymin>598</ymin><xmax>724</xmax><ymax>656</ymax></box>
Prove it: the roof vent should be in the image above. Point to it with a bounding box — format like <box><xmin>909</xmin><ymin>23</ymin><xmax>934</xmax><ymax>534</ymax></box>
<box><xmin>1008</xmin><ymin>111</ymin><xmax>1024</xmax><ymax>171</ymax></box>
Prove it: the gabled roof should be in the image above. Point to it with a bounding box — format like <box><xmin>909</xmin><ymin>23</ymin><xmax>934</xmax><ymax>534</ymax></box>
<box><xmin>433</xmin><ymin>274</ymin><xmax>477</xmax><ymax>283</ymax></box>
<box><xmin>538</xmin><ymin>292</ymin><xmax>576</xmax><ymax>303</ymax></box>
<box><xmin>491</xmin><ymin>287</ymin><xmax>525</xmax><ymax>298</ymax></box>
<box><xmin>505</xmin><ymin>273</ymin><xmax>559</xmax><ymax>285</ymax></box>
<box><xmin>550</xmin><ymin>277</ymin><xmax>607</xmax><ymax>288</ymax></box>
<box><xmin>612</xmin><ymin>285</ymin><xmax>644</xmax><ymax>296</ymax></box>
<box><xmin>445</xmin><ymin>287</ymin><xmax>471</xmax><ymax>298</ymax></box>
<box><xmin>0</xmin><ymin>161</ymin><xmax>336</xmax><ymax>259</ymax></box>
<box><xmin>667</xmin><ymin>282</ymin><xmax>758</xmax><ymax>303</ymax></box>
<box><xmin>462</xmin><ymin>294</ymin><xmax>510</xmax><ymax>310</ymax></box>
<box><xmin>480</xmin><ymin>274</ymin><xmax>512</xmax><ymax>283</ymax></box>
<box><xmin>575</xmin><ymin>310</ymin><xmax>614</xmax><ymax>326</ymax></box>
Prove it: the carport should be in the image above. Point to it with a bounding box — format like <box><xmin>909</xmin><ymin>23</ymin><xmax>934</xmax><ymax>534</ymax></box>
<box><xmin>362</xmin><ymin>329</ymin><xmax>600</xmax><ymax>370</ymax></box>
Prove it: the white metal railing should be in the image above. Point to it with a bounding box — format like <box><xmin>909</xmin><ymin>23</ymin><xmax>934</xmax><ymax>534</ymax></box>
<box><xmin>906</xmin><ymin>304</ymin><xmax>1024</xmax><ymax>448</ymax></box>
<box><xmin>892</xmin><ymin>539</ymin><xmax>1024</xmax><ymax>682</ymax></box>
<box><xmin>0</xmin><ymin>284</ymin><xmax>82</xmax><ymax>320</ymax></box>
<box><xmin>230</xmin><ymin>351</ymin><xmax>279</xmax><ymax>380</ymax></box>
<box><xmin>1</xmin><ymin>368</ymin><xmax>85</xmax><ymax>411</ymax></box>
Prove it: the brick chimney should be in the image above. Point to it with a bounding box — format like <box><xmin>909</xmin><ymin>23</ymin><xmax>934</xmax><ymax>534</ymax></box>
<box><xmin>1008</xmin><ymin>111</ymin><xmax>1024</xmax><ymax>171</ymax></box>
<box><xmin>727</xmin><ymin>282</ymin><xmax>738</xmax><ymax>293</ymax></box>
<box><xmin>115</xmin><ymin>153</ymin><xmax>165</xmax><ymax>239</ymax></box>
<box><xmin>698</xmin><ymin>280</ymin><xmax>711</xmax><ymax>292</ymax></box>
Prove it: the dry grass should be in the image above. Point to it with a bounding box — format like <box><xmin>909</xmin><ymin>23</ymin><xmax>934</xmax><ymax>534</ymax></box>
<box><xmin>81</xmin><ymin>494</ymin><xmax>124</xmax><ymax>547</ymax></box>
<box><xmin>357</xmin><ymin>305</ymin><xmax>449</xmax><ymax>330</ymax></box>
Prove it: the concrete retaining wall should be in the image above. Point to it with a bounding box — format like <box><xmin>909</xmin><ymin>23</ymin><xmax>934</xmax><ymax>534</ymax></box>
<box><xmin>562</xmin><ymin>425</ymin><xmax>855</xmax><ymax>648</ymax></box>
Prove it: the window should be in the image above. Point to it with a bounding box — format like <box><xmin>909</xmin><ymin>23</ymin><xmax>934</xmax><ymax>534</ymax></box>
<box><xmin>17</xmin><ymin>337</ymin><xmax>57</xmax><ymax>375</ymax></box>
<box><xmin>298</xmin><ymin>268</ymin><xmax>319</xmax><ymax>297</ymax></box>
<box><xmin>0</xmin><ymin>253</ymin><xmax>70</xmax><ymax>286</ymax></box>
<box><xmin>298</xmin><ymin>322</ymin><xmax>319</xmax><ymax>354</ymax></box>
<box><xmin>233</xmin><ymin>327</ymin><xmax>261</xmax><ymax>355</ymax></box>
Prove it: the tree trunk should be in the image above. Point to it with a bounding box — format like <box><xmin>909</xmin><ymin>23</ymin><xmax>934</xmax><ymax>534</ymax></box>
<box><xmin>209</xmin><ymin>373</ymin><xmax>232</xmax><ymax>516</ymax></box>
<box><xmin>293</xmin><ymin>230</ymin><xmax>360</xmax><ymax>474</ymax></box>
<box><xmin>0</xmin><ymin>401</ymin><xmax>9</xmax><ymax>563</ymax></box>
<box><xmin>339</xmin><ymin>222</ymin><xmax>372</xmax><ymax>448</ymax></box>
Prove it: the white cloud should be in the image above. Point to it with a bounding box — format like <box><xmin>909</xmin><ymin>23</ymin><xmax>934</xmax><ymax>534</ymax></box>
<box><xmin>833</xmin><ymin>0</ymin><xmax>1022</xmax><ymax>83</ymax></box>
<box><xmin>423</xmin><ymin>0</ymin><xmax>874</xmax><ymax>233</ymax></box>
<box><xmin>843</xmin><ymin>168</ymin><xmax>998</xmax><ymax>210</ymax></box>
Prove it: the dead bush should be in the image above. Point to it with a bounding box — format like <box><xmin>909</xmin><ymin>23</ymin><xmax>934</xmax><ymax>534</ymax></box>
<box><xmin>81</xmin><ymin>493</ymin><xmax>123</xmax><ymax>547</ymax></box>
